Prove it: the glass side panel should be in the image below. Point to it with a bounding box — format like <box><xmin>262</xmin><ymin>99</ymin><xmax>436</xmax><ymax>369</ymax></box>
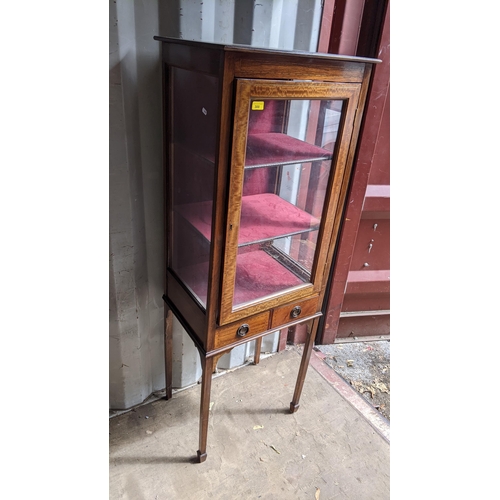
<box><xmin>233</xmin><ymin>98</ymin><xmax>344</xmax><ymax>309</ymax></box>
<box><xmin>170</xmin><ymin>67</ymin><xmax>219</xmax><ymax>309</ymax></box>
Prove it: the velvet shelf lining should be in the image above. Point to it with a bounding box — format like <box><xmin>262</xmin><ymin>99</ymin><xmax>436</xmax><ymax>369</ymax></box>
<box><xmin>245</xmin><ymin>133</ymin><xmax>332</xmax><ymax>168</ymax></box>
<box><xmin>176</xmin><ymin>248</ymin><xmax>305</xmax><ymax>307</ymax></box>
<box><xmin>175</xmin><ymin>193</ymin><xmax>320</xmax><ymax>247</ymax></box>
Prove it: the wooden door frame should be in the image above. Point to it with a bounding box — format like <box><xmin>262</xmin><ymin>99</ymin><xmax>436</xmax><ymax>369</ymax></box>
<box><xmin>219</xmin><ymin>79</ymin><xmax>362</xmax><ymax>326</ymax></box>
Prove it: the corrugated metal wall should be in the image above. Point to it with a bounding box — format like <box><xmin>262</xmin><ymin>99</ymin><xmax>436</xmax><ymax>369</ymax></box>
<box><xmin>109</xmin><ymin>0</ymin><xmax>324</xmax><ymax>410</ymax></box>
<box><xmin>159</xmin><ymin>0</ymin><xmax>322</xmax><ymax>50</ymax></box>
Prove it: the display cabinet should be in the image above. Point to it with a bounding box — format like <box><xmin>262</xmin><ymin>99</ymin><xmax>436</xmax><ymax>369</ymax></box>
<box><xmin>154</xmin><ymin>36</ymin><xmax>379</xmax><ymax>463</ymax></box>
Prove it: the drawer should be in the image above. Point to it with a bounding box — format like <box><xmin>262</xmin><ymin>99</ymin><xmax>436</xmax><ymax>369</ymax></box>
<box><xmin>214</xmin><ymin>311</ymin><xmax>270</xmax><ymax>349</ymax></box>
<box><xmin>270</xmin><ymin>296</ymin><xmax>319</xmax><ymax>329</ymax></box>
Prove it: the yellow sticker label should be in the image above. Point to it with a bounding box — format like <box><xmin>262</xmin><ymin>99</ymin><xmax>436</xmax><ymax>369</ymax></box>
<box><xmin>252</xmin><ymin>101</ymin><xmax>265</xmax><ymax>111</ymax></box>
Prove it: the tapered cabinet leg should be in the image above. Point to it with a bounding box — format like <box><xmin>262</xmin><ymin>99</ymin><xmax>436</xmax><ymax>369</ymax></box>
<box><xmin>253</xmin><ymin>336</ymin><xmax>263</xmax><ymax>365</ymax></box>
<box><xmin>197</xmin><ymin>355</ymin><xmax>214</xmax><ymax>463</ymax></box>
<box><xmin>290</xmin><ymin>318</ymin><xmax>319</xmax><ymax>413</ymax></box>
<box><xmin>164</xmin><ymin>307</ymin><xmax>173</xmax><ymax>400</ymax></box>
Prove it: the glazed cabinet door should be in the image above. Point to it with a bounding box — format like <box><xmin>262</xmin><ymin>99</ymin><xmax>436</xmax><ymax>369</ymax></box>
<box><xmin>219</xmin><ymin>79</ymin><xmax>361</xmax><ymax>326</ymax></box>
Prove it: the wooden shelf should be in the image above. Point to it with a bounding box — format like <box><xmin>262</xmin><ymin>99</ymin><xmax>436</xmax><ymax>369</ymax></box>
<box><xmin>245</xmin><ymin>133</ymin><xmax>332</xmax><ymax>169</ymax></box>
<box><xmin>175</xmin><ymin>193</ymin><xmax>320</xmax><ymax>248</ymax></box>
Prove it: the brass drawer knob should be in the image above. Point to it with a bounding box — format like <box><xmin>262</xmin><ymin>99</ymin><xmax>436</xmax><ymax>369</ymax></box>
<box><xmin>290</xmin><ymin>306</ymin><xmax>302</xmax><ymax>318</ymax></box>
<box><xmin>237</xmin><ymin>324</ymin><xmax>250</xmax><ymax>337</ymax></box>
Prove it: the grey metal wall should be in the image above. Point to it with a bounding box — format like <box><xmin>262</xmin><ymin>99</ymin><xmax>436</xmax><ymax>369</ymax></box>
<box><xmin>109</xmin><ymin>0</ymin><xmax>323</xmax><ymax>410</ymax></box>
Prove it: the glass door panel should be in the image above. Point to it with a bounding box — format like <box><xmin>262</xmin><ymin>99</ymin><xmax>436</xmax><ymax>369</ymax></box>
<box><xmin>232</xmin><ymin>97</ymin><xmax>344</xmax><ymax>308</ymax></box>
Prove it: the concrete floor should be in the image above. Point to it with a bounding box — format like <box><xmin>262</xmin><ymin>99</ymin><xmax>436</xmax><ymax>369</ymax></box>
<box><xmin>109</xmin><ymin>347</ymin><xmax>390</xmax><ymax>499</ymax></box>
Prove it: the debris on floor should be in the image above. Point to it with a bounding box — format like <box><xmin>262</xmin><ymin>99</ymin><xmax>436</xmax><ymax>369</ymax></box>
<box><xmin>316</xmin><ymin>340</ymin><xmax>390</xmax><ymax>420</ymax></box>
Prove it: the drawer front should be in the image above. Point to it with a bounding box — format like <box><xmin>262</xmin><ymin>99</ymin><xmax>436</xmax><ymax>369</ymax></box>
<box><xmin>270</xmin><ymin>296</ymin><xmax>319</xmax><ymax>329</ymax></box>
<box><xmin>214</xmin><ymin>311</ymin><xmax>270</xmax><ymax>349</ymax></box>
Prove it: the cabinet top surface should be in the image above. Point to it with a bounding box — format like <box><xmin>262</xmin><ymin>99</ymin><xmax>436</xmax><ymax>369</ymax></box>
<box><xmin>153</xmin><ymin>36</ymin><xmax>381</xmax><ymax>64</ymax></box>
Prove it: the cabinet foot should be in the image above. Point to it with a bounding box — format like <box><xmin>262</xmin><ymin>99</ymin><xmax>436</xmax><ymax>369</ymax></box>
<box><xmin>196</xmin><ymin>450</ymin><xmax>207</xmax><ymax>463</ymax></box>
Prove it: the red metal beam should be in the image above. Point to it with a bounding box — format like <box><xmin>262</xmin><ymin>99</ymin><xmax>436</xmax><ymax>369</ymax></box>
<box><xmin>328</xmin><ymin>0</ymin><xmax>365</xmax><ymax>56</ymax></box>
<box><xmin>319</xmin><ymin>1</ymin><xmax>390</xmax><ymax>344</ymax></box>
<box><xmin>317</xmin><ymin>0</ymin><xmax>337</xmax><ymax>53</ymax></box>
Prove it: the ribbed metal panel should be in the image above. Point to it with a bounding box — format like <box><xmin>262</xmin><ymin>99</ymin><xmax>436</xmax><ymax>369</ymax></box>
<box><xmin>168</xmin><ymin>0</ymin><xmax>322</xmax><ymax>50</ymax></box>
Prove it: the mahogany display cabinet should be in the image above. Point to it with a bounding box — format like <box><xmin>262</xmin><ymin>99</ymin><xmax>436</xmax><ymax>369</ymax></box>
<box><xmin>154</xmin><ymin>36</ymin><xmax>379</xmax><ymax>463</ymax></box>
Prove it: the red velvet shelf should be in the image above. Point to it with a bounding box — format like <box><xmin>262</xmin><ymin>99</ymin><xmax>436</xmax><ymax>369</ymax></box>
<box><xmin>245</xmin><ymin>133</ymin><xmax>332</xmax><ymax>168</ymax></box>
<box><xmin>176</xmin><ymin>248</ymin><xmax>305</xmax><ymax>307</ymax></box>
<box><xmin>175</xmin><ymin>193</ymin><xmax>320</xmax><ymax>247</ymax></box>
